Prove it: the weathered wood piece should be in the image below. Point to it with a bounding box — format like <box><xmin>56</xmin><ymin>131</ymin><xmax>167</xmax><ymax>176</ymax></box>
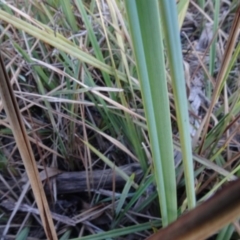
<box><xmin>0</xmin><ymin>163</ymin><xmax>143</xmax><ymax>195</ymax></box>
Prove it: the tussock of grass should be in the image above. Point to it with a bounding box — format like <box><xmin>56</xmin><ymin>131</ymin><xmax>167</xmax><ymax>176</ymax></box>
<box><xmin>0</xmin><ymin>1</ymin><xmax>239</xmax><ymax>239</ymax></box>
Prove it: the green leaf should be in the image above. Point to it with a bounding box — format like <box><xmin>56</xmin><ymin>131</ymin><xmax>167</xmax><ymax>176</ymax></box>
<box><xmin>124</xmin><ymin>0</ymin><xmax>177</xmax><ymax>225</ymax></box>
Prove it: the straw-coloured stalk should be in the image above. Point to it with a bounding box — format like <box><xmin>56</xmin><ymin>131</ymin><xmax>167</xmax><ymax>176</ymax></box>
<box><xmin>0</xmin><ymin>55</ymin><xmax>57</xmax><ymax>239</ymax></box>
<box><xmin>199</xmin><ymin>4</ymin><xmax>240</xmax><ymax>153</ymax></box>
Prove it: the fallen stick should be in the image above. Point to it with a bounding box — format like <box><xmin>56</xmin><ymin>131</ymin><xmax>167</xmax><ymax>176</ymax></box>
<box><xmin>0</xmin><ymin>163</ymin><xmax>143</xmax><ymax>195</ymax></box>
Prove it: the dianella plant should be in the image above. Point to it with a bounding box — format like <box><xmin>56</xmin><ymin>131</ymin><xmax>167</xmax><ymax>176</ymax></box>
<box><xmin>124</xmin><ymin>0</ymin><xmax>195</xmax><ymax>226</ymax></box>
<box><xmin>1</xmin><ymin>0</ymin><xmax>239</xmax><ymax>239</ymax></box>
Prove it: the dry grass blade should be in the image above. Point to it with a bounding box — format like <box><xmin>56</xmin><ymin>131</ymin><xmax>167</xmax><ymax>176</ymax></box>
<box><xmin>0</xmin><ymin>55</ymin><xmax>57</xmax><ymax>239</ymax></box>
<box><xmin>199</xmin><ymin>3</ymin><xmax>240</xmax><ymax>153</ymax></box>
<box><xmin>146</xmin><ymin>178</ymin><xmax>240</xmax><ymax>240</ymax></box>
<box><xmin>0</xmin><ymin>200</ymin><xmax>76</xmax><ymax>226</ymax></box>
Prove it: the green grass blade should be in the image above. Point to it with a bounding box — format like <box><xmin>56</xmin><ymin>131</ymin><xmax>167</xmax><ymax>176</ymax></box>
<box><xmin>115</xmin><ymin>173</ymin><xmax>135</xmax><ymax>216</ymax></box>
<box><xmin>60</xmin><ymin>229</ymin><xmax>72</xmax><ymax>240</ymax></box>
<box><xmin>60</xmin><ymin>0</ymin><xmax>78</xmax><ymax>32</ymax></box>
<box><xmin>159</xmin><ymin>0</ymin><xmax>196</xmax><ymax>209</ymax></box>
<box><xmin>75</xmin><ymin>0</ymin><xmax>114</xmax><ymax>91</ymax></box>
<box><xmin>83</xmin><ymin>141</ymin><xmax>138</xmax><ymax>189</ymax></box>
<box><xmin>0</xmin><ymin>8</ymin><xmax>127</xmax><ymax>82</ymax></box>
<box><xmin>124</xmin><ymin>0</ymin><xmax>177</xmax><ymax>225</ymax></box>
<box><xmin>208</xmin><ymin>0</ymin><xmax>220</xmax><ymax>98</ymax></box>
<box><xmin>177</xmin><ymin>0</ymin><xmax>190</xmax><ymax>29</ymax></box>
<box><xmin>16</xmin><ymin>227</ymin><xmax>30</xmax><ymax>240</ymax></box>
<box><xmin>113</xmin><ymin>174</ymin><xmax>155</xmax><ymax>228</ymax></box>
<box><xmin>70</xmin><ymin>220</ymin><xmax>161</xmax><ymax>240</ymax></box>
<box><xmin>216</xmin><ymin>224</ymin><xmax>234</xmax><ymax>240</ymax></box>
